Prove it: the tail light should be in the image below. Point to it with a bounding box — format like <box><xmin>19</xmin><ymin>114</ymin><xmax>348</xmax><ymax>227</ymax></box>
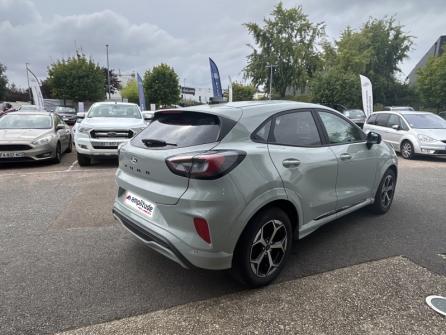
<box><xmin>165</xmin><ymin>150</ymin><xmax>246</xmax><ymax>180</ymax></box>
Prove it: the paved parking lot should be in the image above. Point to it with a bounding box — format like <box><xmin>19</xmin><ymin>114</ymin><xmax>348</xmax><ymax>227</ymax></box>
<box><xmin>1</xmin><ymin>153</ymin><xmax>445</xmax><ymax>334</ymax></box>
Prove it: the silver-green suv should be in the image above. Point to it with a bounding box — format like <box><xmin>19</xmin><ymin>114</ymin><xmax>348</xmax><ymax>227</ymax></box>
<box><xmin>113</xmin><ymin>101</ymin><xmax>398</xmax><ymax>287</ymax></box>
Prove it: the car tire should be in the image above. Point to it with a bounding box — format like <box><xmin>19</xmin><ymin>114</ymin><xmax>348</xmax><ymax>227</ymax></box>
<box><xmin>66</xmin><ymin>138</ymin><xmax>72</xmax><ymax>153</ymax></box>
<box><xmin>232</xmin><ymin>207</ymin><xmax>292</xmax><ymax>288</ymax></box>
<box><xmin>370</xmin><ymin>168</ymin><xmax>396</xmax><ymax>214</ymax></box>
<box><xmin>401</xmin><ymin>140</ymin><xmax>415</xmax><ymax>159</ymax></box>
<box><xmin>53</xmin><ymin>142</ymin><xmax>62</xmax><ymax>164</ymax></box>
<box><xmin>77</xmin><ymin>153</ymin><xmax>91</xmax><ymax>166</ymax></box>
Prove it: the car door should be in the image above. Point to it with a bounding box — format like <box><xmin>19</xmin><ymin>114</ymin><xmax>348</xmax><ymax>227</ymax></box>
<box><xmin>374</xmin><ymin>113</ymin><xmax>391</xmax><ymax>141</ymax></box>
<box><xmin>316</xmin><ymin>110</ymin><xmax>379</xmax><ymax>211</ymax></box>
<box><xmin>54</xmin><ymin>115</ymin><xmax>70</xmax><ymax>150</ymax></box>
<box><xmin>266</xmin><ymin>110</ymin><xmax>338</xmax><ymax>225</ymax></box>
<box><xmin>385</xmin><ymin>114</ymin><xmax>407</xmax><ymax>150</ymax></box>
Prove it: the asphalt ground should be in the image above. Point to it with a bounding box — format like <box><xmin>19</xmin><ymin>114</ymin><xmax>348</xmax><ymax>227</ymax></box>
<box><xmin>1</xmin><ymin>152</ymin><xmax>445</xmax><ymax>334</ymax></box>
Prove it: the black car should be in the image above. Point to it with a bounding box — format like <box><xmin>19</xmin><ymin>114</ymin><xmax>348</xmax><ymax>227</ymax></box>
<box><xmin>55</xmin><ymin>106</ymin><xmax>77</xmax><ymax>125</ymax></box>
<box><xmin>341</xmin><ymin>109</ymin><xmax>366</xmax><ymax>128</ymax></box>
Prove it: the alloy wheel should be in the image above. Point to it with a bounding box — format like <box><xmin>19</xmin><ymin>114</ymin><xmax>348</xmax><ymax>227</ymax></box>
<box><xmin>381</xmin><ymin>174</ymin><xmax>394</xmax><ymax>208</ymax></box>
<box><xmin>250</xmin><ymin>219</ymin><xmax>287</xmax><ymax>278</ymax></box>
<box><xmin>401</xmin><ymin>142</ymin><xmax>412</xmax><ymax>158</ymax></box>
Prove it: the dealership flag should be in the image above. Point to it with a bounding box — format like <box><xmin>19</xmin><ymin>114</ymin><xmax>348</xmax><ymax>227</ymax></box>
<box><xmin>228</xmin><ymin>76</ymin><xmax>233</xmax><ymax>102</ymax></box>
<box><xmin>209</xmin><ymin>58</ymin><xmax>223</xmax><ymax>98</ymax></box>
<box><xmin>136</xmin><ymin>73</ymin><xmax>146</xmax><ymax>111</ymax></box>
<box><xmin>28</xmin><ymin>71</ymin><xmax>44</xmax><ymax>110</ymax></box>
<box><xmin>360</xmin><ymin>75</ymin><xmax>373</xmax><ymax>117</ymax></box>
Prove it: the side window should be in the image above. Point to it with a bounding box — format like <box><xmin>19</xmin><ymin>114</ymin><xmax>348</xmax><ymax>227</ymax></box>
<box><xmin>399</xmin><ymin>116</ymin><xmax>409</xmax><ymax>131</ymax></box>
<box><xmin>252</xmin><ymin>120</ymin><xmax>271</xmax><ymax>143</ymax></box>
<box><xmin>367</xmin><ymin>114</ymin><xmax>377</xmax><ymax>125</ymax></box>
<box><xmin>270</xmin><ymin>111</ymin><xmax>321</xmax><ymax>147</ymax></box>
<box><xmin>387</xmin><ymin>114</ymin><xmax>401</xmax><ymax>128</ymax></box>
<box><xmin>376</xmin><ymin>113</ymin><xmax>389</xmax><ymax>127</ymax></box>
<box><xmin>319</xmin><ymin>112</ymin><xmax>365</xmax><ymax>144</ymax></box>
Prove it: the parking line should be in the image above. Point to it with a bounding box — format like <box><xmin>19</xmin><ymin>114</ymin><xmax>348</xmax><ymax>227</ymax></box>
<box><xmin>0</xmin><ymin>168</ymin><xmax>115</xmax><ymax>178</ymax></box>
<box><xmin>66</xmin><ymin>160</ymin><xmax>78</xmax><ymax>172</ymax></box>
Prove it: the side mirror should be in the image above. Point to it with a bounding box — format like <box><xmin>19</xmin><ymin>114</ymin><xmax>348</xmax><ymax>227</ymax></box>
<box><xmin>56</xmin><ymin>124</ymin><xmax>65</xmax><ymax>131</ymax></box>
<box><xmin>366</xmin><ymin>131</ymin><xmax>381</xmax><ymax>149</ymax></box>
<box><xmin>391</xmin><ymin>124</ymin><xmax>401</xmax><ymax>130</ymax></box>
<box><xmin>142</xmin><ymin>111</ymin><xmax>154</xmax><ymax>122</ymax></box>
<box><xmin>77</xmin><ymin>112</ymin><xmax>85</xmax><ymax>119</ymax></box>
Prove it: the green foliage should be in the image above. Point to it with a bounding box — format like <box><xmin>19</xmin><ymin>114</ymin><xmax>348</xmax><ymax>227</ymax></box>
<box><xmin>120</xmin><ymin>79</ymin><xmax>139</xmax><ymax>104</ymax></box>
<box><xmin>232</xmin><ymin>82</ymin><xmax>256</xmax><ymax>101</ymax></box>
<box><xmin>5</xmin><ymin>83</ymin><xmax>29</xmax><ymax>102</ymax></box>
<box><xmin>417</xmin><ymin>52</ymin><xmax>446</xmax><ymax>111</ymax></box>
<box><xmin>0</xmin><ymin>63</ymin><xmax>8</xmax><ymax>100</ymax></box>
<box><xmin>143</xmin><ymin>64</ymin><xmax>180</xmax><ymax>107</ymax></box>
<box><xmin>311</xmin><ymin>69</ymin><xmax>361</xmax><ymax>108</ymax></box>
<box><xmin>47</xmin><ymin>54</ymin><xmax>105</xmax><ymax>102</ymax></box>
<box><xmin>244</xmin><ymin>3</ymin><xmax>325</xmax><ymax>97</ymax></box>
<box><xmin>311</xmin><ymin>16</ymin><xmax>413</xmax><ymax>108</ymax></box>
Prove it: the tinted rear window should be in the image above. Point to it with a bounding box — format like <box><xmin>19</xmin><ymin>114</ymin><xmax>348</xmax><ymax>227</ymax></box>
<box><xmin>132</xmin><ymin>111</ymin><xmax>222</xmax><ymax>149</ymax></box>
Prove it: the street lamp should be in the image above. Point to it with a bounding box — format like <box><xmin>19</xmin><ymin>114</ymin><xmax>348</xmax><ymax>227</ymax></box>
<box><xmin>266</xmin><ymin>64</ymin><xmax>277</xmax><ymax>100</ymax></box>
<box><xmin>105</xmin><ymin>44</ymin><xmax>111</xmax><ymax>100</ymax></box>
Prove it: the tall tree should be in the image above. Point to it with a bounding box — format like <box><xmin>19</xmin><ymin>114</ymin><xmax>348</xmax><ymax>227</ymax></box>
<box><xmin>143</xmin><ymin>64</ymin><xmax>180</xmax><ymax>107</ymax></box>
<box><xmin>5</xmin><ymin>83</ymin><xmax>29</xmax><ymax>102</ymax></box>
<box><xmin>0</xmin><ymin>63</ymin><xmax>8</xmax><ymax>100</ymax></box>
<box><xmin>417</xmin><ymin>52</ymin><xmax>446</xmax><ymax>112</ymax></box>
<box><xmin>120</xmin><ymin>79</ymin><xmax>139</xmax><ymax>104</ymax></box>
<box><xmin>47</xmin><ymin>53</ymin><xmax>105</xmax><ymax>103</ymax></box>
<box><xmin>244</xmin><ymin>3</ymin><xmax>325</xmax><ymax>97</ymax></box>
<box><xmin>102</xmin><ymin>68</ymin><xmax>121</xmax><ymax>95</ymax></box>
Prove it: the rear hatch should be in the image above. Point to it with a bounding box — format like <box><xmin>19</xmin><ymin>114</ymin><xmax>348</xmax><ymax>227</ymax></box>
<box><xmin>118</xmin><ymin>110</ymin><xmax>237</xmax><ymax>205</ymax></box>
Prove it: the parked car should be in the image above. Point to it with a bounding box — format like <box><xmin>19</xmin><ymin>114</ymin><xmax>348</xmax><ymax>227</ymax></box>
<box><xmin>55</xmin><ymin>106</ymin><xmax>77</xmax><ymax>125</ymax></box>
<box><xmin>112</xmin><ymin>101</ymin><xmax>398</xmax><ymax>287</ymax></box>
<box><xmin>74</xmin><ymin>102</ymin><xmax>146</xmax><ymax>166</ymax></box>
<box><xmin>0</xmin><ymin>103</ymin><xmax>16</xmax><ymax>118</ymax></box>
<box><xmin>18</xmin><ymin>105</ymin><xmax>42</xmax><ymax>112</ymax></box>
<box><xmin>363</xmin><ymin>111</ymin><xmax>446</xmax><ymax>159</ymax></box>
<box><xmin>384</xmin><ymin>106</ymin><xmax>414</xmax><ymax>111</ymax></box>
<box><xmin>0</xmin><ymin>111</ymin><xmax>72</xmax><ymax>163</ymax></box>
<box><xmin>341</xmin><ymin>109</ymin><xmax>366</xmax><ymax>128</ymax></box>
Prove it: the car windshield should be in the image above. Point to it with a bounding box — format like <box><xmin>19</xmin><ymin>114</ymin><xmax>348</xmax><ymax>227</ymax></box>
<box><xmin>88</xmin><ymin>104</ymin><xmax>141</xmax><ymax>119</ymax></box>
<box><xmin>0</xmin><ymin>114</ymin><xmax>52</xmax><ymax>129</ymax></box>
<box><xmin>344</xmin><ymin>110</ymin><xmax>365</xmax><ymax>118</ymax></box>
<box><xmin>55</xmin><ymin>107</ymin><xmax>76</xmax><ymax>114</ymax></box>
<box><xmin>402</xmin><ymin>114</ymin><xmax>446</xmax><ymax>129</ymax></box>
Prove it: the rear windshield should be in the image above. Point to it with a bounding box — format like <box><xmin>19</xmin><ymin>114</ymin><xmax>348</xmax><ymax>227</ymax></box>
<box><xmin>344</xmin><ymin>110</ymin><xmax>365</xmax><ymax>118</ymax></box>
<box><xmin>132</xmin><ymin>111</ymin><xmax>221</xmax><ymax>149</ymax></box>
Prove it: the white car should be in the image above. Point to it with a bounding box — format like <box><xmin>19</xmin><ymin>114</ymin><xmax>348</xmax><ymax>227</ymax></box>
<box><xmin>74</xmin><ymin>102</ymin><xmax>146</xmax><ymax>166</ymax></box>
<box><xmin>363</xmin><ymin>111</ymin><xmax>446</xmax><ymax>159</ymax></box>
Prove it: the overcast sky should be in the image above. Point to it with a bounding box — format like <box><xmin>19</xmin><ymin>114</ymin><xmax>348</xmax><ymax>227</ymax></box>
<box><xmin>0</xmin><ymin>0</ymin><xmax>444</xmax><ymax>90</ymax></box>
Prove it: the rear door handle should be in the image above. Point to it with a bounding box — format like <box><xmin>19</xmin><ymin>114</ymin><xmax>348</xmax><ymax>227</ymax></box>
<box><xmin>340</xmin><ymin>153</ymin><xmax>352</xmax><ymax>161</ymax></box>
<box><xmin>282</xmin><ymin>158</ymin><xmax>301</xmax><ymax>168</ymax></box>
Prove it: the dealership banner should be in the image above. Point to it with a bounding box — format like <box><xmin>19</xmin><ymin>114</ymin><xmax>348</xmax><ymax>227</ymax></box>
<box><xmin>228</xmin><ymin>76</ymin><xmax>233</xmax><ymax>102</ymax></box>
<box><xmin>27</xmin><ymin>67</ymin><xmax>44</xmax><ymax>110</ymax></box>
<box><xmin>209</xmin><ymin>58</ymin><xmax>223</xmax><ymax>98</ymax></box>
<box><xmin>136</xmin><ymin>73</ymin><xmax>146</xmax><ymax>111</ymax></box>
<box><xmin>360</xmin><ymin>75</ymin><xmax>373</xmax><ymax>117</ymax></box>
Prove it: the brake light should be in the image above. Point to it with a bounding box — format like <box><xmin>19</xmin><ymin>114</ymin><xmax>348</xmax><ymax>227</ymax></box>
<box><xmin>165</xmin><ymin>150</ymin><xmax>246</xmax><ymax>180</ymax></box>
<box><xmin>193</xmin><ymin>217</ymin><xmax>211</xmax><ymax>244</ymax></box>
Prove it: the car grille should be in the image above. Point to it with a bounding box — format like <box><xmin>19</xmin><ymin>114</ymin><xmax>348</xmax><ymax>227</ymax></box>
<box><xmin>92</xmin><ymin>145</ymin><xmax>119</xmax><ymax>150</ymax></box>
<box><xmin>434</xmin><ymin>150</ymin><xmax>446</xmax><ymax>154</ymax></box>
<box><xmin>0</xmin><ymin>144</ymin><xmax>32</xmax><ymax>151</ymax></box>
<box><xmin>0</xmin><ymin>157</ymin><xmax>34</xmax><ymax>162</ymax></box>
<box><xmin>90</xmin><ymin>129</ymin><xmax>133</xmax><ymax>139</ymax></box>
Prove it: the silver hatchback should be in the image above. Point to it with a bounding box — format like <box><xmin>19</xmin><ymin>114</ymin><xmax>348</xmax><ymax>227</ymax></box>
<box><xmin>363</xmin><ymin>111</ymin><xmax>446</xmax><ymax>159</ymax></box>
<box><xmin>113</xmin><ymin>101</ymin><xmax>398</xmax><ymax>287</ymax></box>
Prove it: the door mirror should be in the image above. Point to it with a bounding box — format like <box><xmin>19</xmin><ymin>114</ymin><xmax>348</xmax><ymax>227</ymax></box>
<box><xmin>391</xmin><ymin>124</ymin><xmax>401</xmax><ymax>130</ymax></box>
<box><xmin>142</xmin><ymin>111</ymin><xmax>154</xmax><ymax>121</ymax></box>
<box><xmin>76</xmin><ymin>112</ymin><xmax>85</xmax><ymax>119</ymax></box>
<box><xmin>56</xmin><ymin>124</ymin><xmax>65</xmax><ymax>131</ymax></box>
<box><xmin>366</xmin><ymin>131</ymin><xmax>381</xmax><ymax>149</ymax></box>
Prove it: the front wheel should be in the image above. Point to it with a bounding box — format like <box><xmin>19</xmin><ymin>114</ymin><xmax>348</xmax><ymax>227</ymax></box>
<box><xmin>370</xmin><ymin>169</ymin><xmax>396</xmax><ymax>214</ymax></box>
<box><xmin>77</xmin><ymin>153</ymin><xmax>91</xmax><ymax>166</ymax></box>
<box><xmin>401</xmin><ymin>140</ymin><xmax>415</xmax><ymax>159</ymax></box>
<box><xmin>52</xmin><ymin>142</ymin><xmax>62</xmax><ymax>164</ymax></box>
<box><xmin>232</xmin><ymin>207</ymin><xmax>292</xmax><ymax>288</ymax></box>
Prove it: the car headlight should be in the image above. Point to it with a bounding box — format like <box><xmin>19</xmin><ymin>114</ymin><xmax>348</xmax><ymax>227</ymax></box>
<box><xmin>78</xmin><ymin>127</ymin><xmax>92</xmax><ymax>134</ymax></box>
<box><xmin>417</xmin><ymin>134</ymin><xmax>437</xmax><ymax>143</ymax></box>
<box><xmin>32</xmin><ymin>135</ymin><xmax>54</xmax><ymax>145</ymax></box>
<box><xmin>131</xmin><ymin>127</ymin><xmax>146</xmax><ymax>136</ymax></box>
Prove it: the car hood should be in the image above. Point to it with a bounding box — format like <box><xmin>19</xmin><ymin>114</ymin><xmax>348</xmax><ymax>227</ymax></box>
<box><xmin>81</xmin><ymin>117</ymin><xmax>145</xmax><ymax>129</ymax></box>
<box><xmin>0</xmin><ymin>129</ymin><xmax>52</xmax><ymax>142</ymax></box>
<box><xmin>416</xmin><ymin>129</ymin><xmax>446</xmax><ymax>140</ymax></box>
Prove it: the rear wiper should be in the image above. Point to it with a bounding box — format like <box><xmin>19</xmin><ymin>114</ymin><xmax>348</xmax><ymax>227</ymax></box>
<box><xmin>142</xmin><ymin>138</ymin><xmax>177</xmax><ymax>147</ymax></box>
